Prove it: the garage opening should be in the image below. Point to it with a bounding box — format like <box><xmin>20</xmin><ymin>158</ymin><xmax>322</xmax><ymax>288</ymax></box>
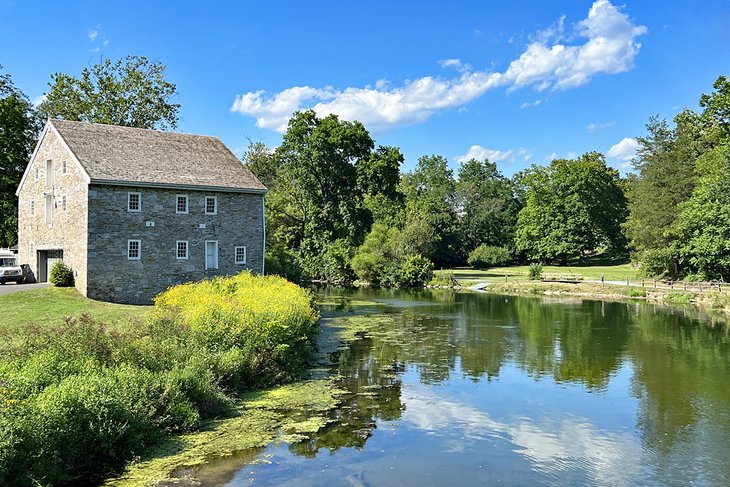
<box><xmin>37</xmin><ymin>249</ymin><xmax>64</xmax><ymax>282</ymax></box>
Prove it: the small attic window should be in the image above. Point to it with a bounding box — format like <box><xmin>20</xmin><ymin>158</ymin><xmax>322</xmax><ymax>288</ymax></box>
<box><xmin>62</xmin><ymin>161</ymin><xmax>68</xmax><ymax>175</ymax></box>
<box><xmin>34</xmin><ymin>166</ymin><xmax>39</xmax><ymax>181</ymax></box>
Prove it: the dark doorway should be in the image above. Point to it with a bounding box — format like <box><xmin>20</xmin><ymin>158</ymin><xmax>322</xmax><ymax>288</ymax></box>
<box><xmin>37</xmin><ymin>249</ymin><xmax>63</xmax><ymax>282</ymax></box>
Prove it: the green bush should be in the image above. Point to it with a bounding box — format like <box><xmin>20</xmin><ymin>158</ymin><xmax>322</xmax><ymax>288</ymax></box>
<box><xmin>467</xmin><ymin>245</ymin><xmax>511</xmax><ymax>269</ymax></box>
<box><xmin>528</xmin><ymin>263</ymin><xmax>543</xmax><ymax>280</ymax></box>
<box><xmin>398</xmin><ymin>255</ymin><xmax>435</xmax><ymax>287</ymax></box>
<box><xmin>429</xmin><ymin>271</ymin><xmax>457</xmax><ymax>287</ymax></box>
<box><xmin>49</xmin><ymin>261</ymin><xmax>74</xmax><ymax>287</ymax></box>
<box><xmin>0</xmin><ymin>272</ymin><xmax>319</xmax><ymax>486</ymax></box>
<box><xmin>640</xmin><ymin>247</ymin><xmax>680</xmax><ymax>278</ymax></box>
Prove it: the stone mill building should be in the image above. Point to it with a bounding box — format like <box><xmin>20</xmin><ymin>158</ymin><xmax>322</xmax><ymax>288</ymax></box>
<box><xmin>15</xmin><ymin>119</ymin><xmax>267</xmax><ymax>304</ymax></box>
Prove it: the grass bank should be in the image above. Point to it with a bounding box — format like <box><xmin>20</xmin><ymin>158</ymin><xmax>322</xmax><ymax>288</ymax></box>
<box><xmin>0</xmin><ymin>272</ymin><xmax>318</xmax><ymax>486</ymax></box>
<box><xmin>0</xmin><ymin>287</ymin><xmax>147</xmax><ymax>330</ymax></box>
<box><xmin>442</xmin><ymin>263</ymin><xmax>639</xmax><ymax>285</ymax></box>
<box><xmin>480</xmin><ymin>280</ymin><xmax>730</xmax><ymax>315</ymax></box>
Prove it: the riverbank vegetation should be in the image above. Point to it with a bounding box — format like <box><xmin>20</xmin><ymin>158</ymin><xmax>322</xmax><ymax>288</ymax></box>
<box><xmin>244</xmin><ymin>76</ymin><xmax>730</xmax><ymax>286</ymax></box>
<box><xmin>0</xmin><ymin>272</ymin><xmax>318</xmax><ymax>486</ymax></box>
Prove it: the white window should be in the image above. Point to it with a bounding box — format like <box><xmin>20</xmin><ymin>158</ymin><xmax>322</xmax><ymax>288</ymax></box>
<box><xmin>205</xmin><ymin>196</ymin><xmax>217</xmax><ymax>215</ymax></box>
<box><xmin>176</xmin><ymin>195</ymin><xmax>188</xmax><ymax>214</ymax></box>
<box><xmin>44</xmin><ymin>194</ymin><xmax>53</xmax><ymax>224</ymax></box>
<box><xmin>235</xmin><ymin>246</ymin><xmax>247</xmax><ymax>264</ymax></box>
<box><xmin>61</xmin><ymin>195</ymin><xmax>67</xmax><ymax>212</ymax></box>
<box><xmin>176</xmin><ymin>240</ymin><xmax>188</xmax><ymax>260</ymax></box>
<box><xmin>205</xmin><ymin>240</ymin><xmax>218</xmax><ymax>270</ymax></box>
<box><xmin>128</xmin><ymin>192</ymin><xmax>141</xmax><ymax>212</ymax></box>
<box><xmin>45</xmin><ymin>159</ymin><xmax>53</xmax><ymax>187</ymax></box>
<box><xmin>29</xmin><ymin>199</ymin><xmax>35</xmax><ymax>216</ymax></box>
<box><xmin>128</xmin><ymin>240</ymin><xmax>141</xmax><ymax>260</ymax></box>
<box><xmin>62</xmin><ymin>161</ymin><xmax>68</xmax><ymax>175</ymax></box>
<box><xmin>34</xmin><ymin>166</ymin><xmax>39</xmax><ymax>181</ymax></box>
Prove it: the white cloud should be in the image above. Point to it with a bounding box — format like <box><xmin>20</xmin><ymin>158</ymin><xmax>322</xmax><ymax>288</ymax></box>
<box><xmin>402</xmin><ymin>386</ymin><xmax>645</xmax><ymax>486</ymax></box>
<box><xmin>607</xmin><ymin>137</ymin><xmax>638</xmax><ymax>161</ymax></box>
<box><xmin>32</xmin><ymin>94</ymin><xmax>47</xmax><ymax>108</ymax></box>
<box><xmin>517</xmin><ymin>148</ymin><xmax>533</xmax><ymax>162</ymax></box>
<box><xmin>586</xmin><ymin>121</ymin><xmax>615</xmax><ymax>133</ymax></box>
<box><xmin>520</xmin><ymin>99</ymin><xmax>542</xmax><ymax>109</ymax></box>
<box><xmin>87</xmin><ymin>29</ymin><xmax>98</xmax><ymax>41</ymax></box>
<box><xmin>457</xmin><ymin>144</ymin><xmax>533</xmax><ymax>164</ymax></box>
<box><xmin>457</xmin><ymin>145</ymin><xmax>513</xmax><ymax>163</ymax></box>
<box><xmin>231</xmin><ymin>1</ymin><xmax>646</xmax><ymax>133</ymax></box>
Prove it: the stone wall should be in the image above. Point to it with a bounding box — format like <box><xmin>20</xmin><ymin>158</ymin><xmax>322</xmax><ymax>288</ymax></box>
<box><xmin>86</xmin><ymin>185</ymin><xmax>264</xmax><ymax>304</ymax></box>
<box><xmin>17</xmin><ymin>127</ymin><xmax>89</xmax><ymax>293</ymax></box>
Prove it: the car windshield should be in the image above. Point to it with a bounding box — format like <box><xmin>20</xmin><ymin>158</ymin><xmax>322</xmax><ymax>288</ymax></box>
<box><xmin>0</xmin><ymin>257</ymin><xmax>18</xmax><ymax>267</ymax></box>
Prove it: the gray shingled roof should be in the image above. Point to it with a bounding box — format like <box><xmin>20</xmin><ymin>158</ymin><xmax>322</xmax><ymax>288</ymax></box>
<box><xmin>51</xmin><ymin>119</ymin><xmax>266</xmax><ymax>192</ymax></box>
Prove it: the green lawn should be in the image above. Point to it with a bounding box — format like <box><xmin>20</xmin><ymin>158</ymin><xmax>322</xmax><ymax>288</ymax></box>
<box><xmin>441</xmin><ymin>263</ymin><xmax>640</xmax><ymax>285</ymax></box>
<box><xmin>0</xmin><ymin>287</ymin><xmax>149</xmax><ymax>331</ymax></box>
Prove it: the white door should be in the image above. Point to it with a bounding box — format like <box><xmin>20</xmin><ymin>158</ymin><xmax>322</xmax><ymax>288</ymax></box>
<box><xmin>205</xmin><ymin>241</ymin><xmax>218</xmax><ymax>270</ymax></box>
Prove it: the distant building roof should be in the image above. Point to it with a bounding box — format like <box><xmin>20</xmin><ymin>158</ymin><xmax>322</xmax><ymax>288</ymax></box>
<box><xmin>50</xmin><ymin>119</ymin><xmax>266</xmax><ymax>193</ymax></box>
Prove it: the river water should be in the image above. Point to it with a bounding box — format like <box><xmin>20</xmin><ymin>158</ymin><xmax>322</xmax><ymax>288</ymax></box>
<box><xmin>191</xmin><ymin>288</ymin><xmax>730</xmax><ymax>486</ymax></box>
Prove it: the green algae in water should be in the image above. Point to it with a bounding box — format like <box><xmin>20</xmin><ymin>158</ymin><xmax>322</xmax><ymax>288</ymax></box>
<box><xmin>104</xmin><ymin>380</ymin><xmax>346</xmax><ymax>486</ymax></box>
<box><xmin>104</xmin><ymin>311</ymin><xmax>396</xmax><ymax>487</ymax></box>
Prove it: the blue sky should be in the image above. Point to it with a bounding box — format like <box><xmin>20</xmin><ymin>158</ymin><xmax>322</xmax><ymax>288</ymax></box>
<box><xmin>1</xmin><ymin>0</ymin><xmax>728</xmax><ymax>176</ymax></box>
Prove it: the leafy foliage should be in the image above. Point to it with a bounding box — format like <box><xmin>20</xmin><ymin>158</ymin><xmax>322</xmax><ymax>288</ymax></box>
<box><xmin>39</xmin><ymin>55</ymin><xmax>180</xmax><ymax>130</ymax></box>
<box><xmin>467</xmin><ymin>245</ymin><xmax>512</xmax><ymax>269</ymax></box>
<box><xmin>0</xmin><ymin>68</ymin><xmax>41</xmax><ymax>247</ymax></box>
<box><xmin>457</xmin><ymin>159</ymin><xmax>521</xmax><ymax>253</ymax></box>
<box><xmin>0</xmin><ymin>272</ymin><xmax>318</xmax><ymax>485</ymax></box>
<box><xmin>398</xmin><ymin>255</ymin><xmax>434</xmax><ymax>287</ymax></box>
<box><xmin>515</xmin><ymin>153</ymin><xmax>627</xmax><ymax>263</ymax></box>
<box><xmin>351</xmin><ymin>224</ymin><xmax>435</xmax><ymax>287</ymax></box>
<box><xmin>401</xmin><ymin>155</ymin><xmax>460</xmax><ymax>267</ymax></box>
<box><xmin>49</xmin><ymin>261</ymin><xmax>74</xmax><ymax>287</ymax></box>
<box><xmin>528</xmin><ymin>263</ymin><xmax>543</xmax><ymax>280</ymax></box>
<box><xmin>628</xmin><ymin>76</ymin><xmax>730</xmax><ymax>278</ymax></box>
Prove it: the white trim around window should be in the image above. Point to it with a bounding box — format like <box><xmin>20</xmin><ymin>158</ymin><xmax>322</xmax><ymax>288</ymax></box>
<box><xmin>34</xmin><ymin>166</ymin><xmax>40</xmax><ymax>181</ymax></box>
<box><xmin>176</xmin><ymin>194</ymin><xmax>189</xmax><ymax>214</ymax></box>
<box><xmin>176</xmin><ymin>240</ymin><xmax>189</xmax><ymax>260</ymax></box>
<box><xmin>127</xmin><ymin>239</ymin><xmax>141</xmax><ymax>260</ymax></box>
<box><xmin>29</xmin><ymin>199</ymin><xmax>35</xmax><ymax>216</ymax></box>
<box><xmin>205</xmin><ymin>196</ymin><xmax>218</xmax><ymax>215</ymax></box>
<box><xmin>128</xmin><ymin>192</ymin><xmax>141</xmax><ymax>212</ymax></box>
<box><xmin>234</xmin><ymin>246</ymin><xmax>247</xmax><ymax>264</ymax></box>
<box><xmin>62</xmin><ymin>160</ymin><xmax>68</xmax><ymax>175</ymax></box>
<box><xmin>61</xmin><ymin>195</ymin><xmax>67</xmax><ymax>212</ymax></box>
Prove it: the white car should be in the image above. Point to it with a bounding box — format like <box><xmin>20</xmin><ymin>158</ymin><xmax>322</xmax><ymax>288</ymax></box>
<box><xmin>0</xmin><ymin>250</ymin><xmax>23</xmax><ymax>285</ymax></box>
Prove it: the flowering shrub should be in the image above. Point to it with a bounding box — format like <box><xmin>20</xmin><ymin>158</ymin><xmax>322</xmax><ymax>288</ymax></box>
<box><xmin>0</xmin><ymin>272</ymin><xmax>319</xmax><ymax>485</ymax></box>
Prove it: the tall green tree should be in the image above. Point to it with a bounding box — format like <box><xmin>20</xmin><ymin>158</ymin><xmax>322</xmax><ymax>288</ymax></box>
<box><xmin>358</xmin><ymin>146</ymin><xmax>405</xmax><ymax>227</ymax></box>
<box><xmin>254</xmin><ymin>110</ymin><xmax>378</xmax><ymax>281</ymax></box>
<box><xmin>672</xmin><ymin>143</ymin><xmax>730</xmax><ymax>280</ymax></box>
<box><xmin>456</xmin><ymin>158</ymin><xmax>520</xmax><ymax>253</ymax></box>
<box><xmin>0</xmin><ymin>69</ymin><xmax>41</xmax><ymax>247</ymax></box>
<box><xmin>39</xmin><ymin>55</ymin><xmax>180</xmax><ymax>130</ymax></box>
<box><xmin>624</xmin><ymin>115</ymin><xmax>701</xmax><ymax>252</ymax></box>
<box><xmin>514</xmin><ymin>152</ymin><xmax>627</xmax><ymax>263</ymax></box>
<box><xmin>627</xmin><ymin>75</ymin><xmax>730</xmax><ymax>277</ymax></box>
<box><xmin>401</xmin><ymin>155</ymin><xmax>460</xmax><ymax>266</ymax></box>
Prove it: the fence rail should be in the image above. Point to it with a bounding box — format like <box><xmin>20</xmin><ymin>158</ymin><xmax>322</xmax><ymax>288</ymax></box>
<box><xmin>596</xmin><ymin>276</ymin><xmax>727</xmax><ymax>292</ymax></box>
<box><xmin>535</xmin><ymin>273</ymin><xmax>727</xmax><ymax>292</ymax></box>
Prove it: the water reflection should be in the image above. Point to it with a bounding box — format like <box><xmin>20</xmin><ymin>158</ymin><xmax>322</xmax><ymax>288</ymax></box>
<box><xmin>197</xmin><ymin>289</ymin><xmax>730</xmax><ymax>486</ymax></box>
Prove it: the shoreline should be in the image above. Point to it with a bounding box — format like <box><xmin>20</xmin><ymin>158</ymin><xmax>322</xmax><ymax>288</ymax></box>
<box><xmin>461</xmin><ymin>280</ymin><xmax>730</xmax><ymax>318</ymax></box>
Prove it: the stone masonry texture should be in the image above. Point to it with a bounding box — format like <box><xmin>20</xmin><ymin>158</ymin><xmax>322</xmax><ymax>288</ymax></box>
<box><xmin>18</xmin><ymin>124</ymin><xmax>265</xmax><ymax>304</ymax></box>
<box><xmin>86</xmin><ymin>185</ymin><xmax>264</xmax><ymax>304</ymax></box>
<box><xmin>17</xmin><ymin>128</ymin><xmax>89</xmax><ymax>294</ymax></box>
